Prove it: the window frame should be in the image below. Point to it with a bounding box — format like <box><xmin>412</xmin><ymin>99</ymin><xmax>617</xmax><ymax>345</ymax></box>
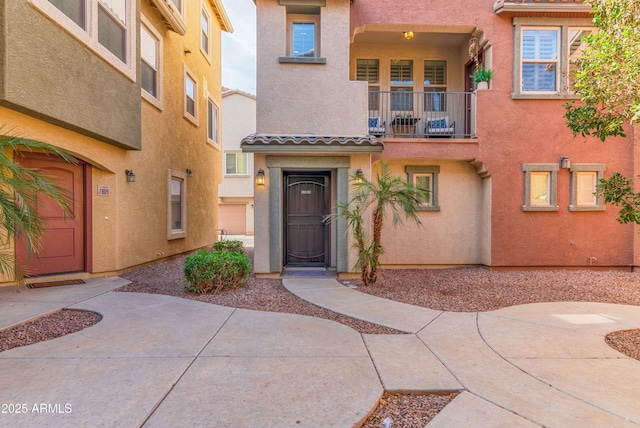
<box><xmin>522</xmin><ymin>163</ymin><xmax>559</xmax><ymax>211</ymax></box>
<box><xmin>280</xmin><ymin>9</ymin><xmax>325</xmax><ymax>64</ymax></box>
<box><xmin>183</xmin><ymin>65</ymin><xmax>199</xmax><ymax>125</ymax></box>
<box><xmin>225</xmin><ymin>152</ymin><xmax>249</xmax><ymax>177</ymax></box>
<box><xmin>140</xmin><ymin>15</ymin><xmax>163</xmax><ymax>110</ymax></box>
<box><xmin>207</xmin><ymin>96</ymin><xmax>220</xmax><ymax>147</ymax></box>
<box><xmin>357</xmin><ymin>59</ymin><xmax>380</xmax><ymax>111</ymax></box>
<box><xmin>200</xmin><ymin>2</ymin><xmax>211</xmax><ymax>62</ymax></box>
<box><xmin>406</xmin><ymin>166</ymin><xmax>440</xmax><ymax>211</ymax></box>
<box><xmin>29</xmin><ymin>0</ymin><xmax>136</xmax><ymax>80</ymax></box>
<box><xmin>513</xmin><ymin>17</ymin><xmax>594</xmax><ymax>99</ymax></box>
<box><xmin>423</xmin><ymin>60</ymin><xmax>448</xmax><ymax>112</ymax></box>
<box><xmin>167</xmin><ymin>169</ymin><xmax>187</xmax><ymax>240</ymax></box>
<box><xmin>569</xmin><ymin>163</ymin><xmax>606</xmax><ymax>211</ymax></box>
<box><xmin>390</xmin><ymin>59</ymin><xmax>414</xmax><ymax>112</ymax></box>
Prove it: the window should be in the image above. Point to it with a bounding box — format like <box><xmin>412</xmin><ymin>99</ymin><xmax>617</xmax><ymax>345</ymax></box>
<box><xmin>287</xmin><ymin>9</ymin><xmax>320</xmax><ymax>58</ymax></box>
<box><xmin>184</xmin><ymin>67</ymin><xmax>198</xmax><ymax>124</ymax></box>
<box><xmin>424</xmin><ymin>60</ymin><xmax>447</xmax><ymax>112</ymax></box>
<box><xmin>167</xmin><ymin>170</ymin><xmax>187</xmax><ymax>239</ymax></box>
<box><xmin>522</xmin><ymin>164</ymin><xmax>559</xmax><ymax>211</ymax></box>
<box><xmin>357</xmin><ymin>59</ymin><xmax>380</xmax><ymax>111</ymax></box>
<box><xmin>207</xmin><ymin>97</ymin><xmax>219</xmax><ymax>145</ymax></box>
<box><xmin>406</xmin><ymin>166</ymin><xmax>440</xmax><ymax>211</ymax></box>
<box><xmin>567</xmin><ymin>28</ymin><xmax>592</xmax><ymax>94</ymax></box>
<box><xmin>201</xmin><ymin>6</ymin><xmax>211</xmax><ymax>59</ymax></box>
<box><xmin>391</xmin><ymin>60</ymin><xmax>413</xmax><ymax>111</ymax></box>
<box><xmin>514</xmin><ymin>18</ymin><xmax>594</xmax><ymax>97</ymax></box>
<box><xmin>570</xmin><ymin>164</ymin><xmax>606</xmax><ymax>211</ymax></box>
<box><xmin>140</xmin><ymin>17</ymin><xmax>162</xmax><ymax>108</ymax></box>
<box><xmin>226</xmin><ymin>153</ymin><xmax>249</xmax><ymax>176</ymax></box>
<box><xmin>31</xmin><ymin>0</ymin><xmax>136</xmax><ymax>78</ymax></box>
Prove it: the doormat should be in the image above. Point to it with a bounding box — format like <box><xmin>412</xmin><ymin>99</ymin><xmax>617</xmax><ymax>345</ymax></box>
<box><xmin>26</xmin><ymin>279</ymin><xmax>85</xmax><ymax>289</ymax></box>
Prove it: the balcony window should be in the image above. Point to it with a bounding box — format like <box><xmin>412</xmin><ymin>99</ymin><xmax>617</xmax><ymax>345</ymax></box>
<box><xmin>357</xmin><ymin>59</ymin><xmax>380</xmax><ymax>111</ymax></box>
<box><xmin>424</xmin><ymin>60</ymin><xmax>447</xmax><ymax>112</ymax></box>
<box><xmin>390</xmin><ymin>60</ymin><xmax>413</xmax><ymax>111</ymax></box>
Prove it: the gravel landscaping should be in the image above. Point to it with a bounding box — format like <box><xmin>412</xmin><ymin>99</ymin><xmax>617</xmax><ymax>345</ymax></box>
<box><xmin>2</xmin><ymin>246</ymin><xmax>639</xmax><ymax>426</ymax></box>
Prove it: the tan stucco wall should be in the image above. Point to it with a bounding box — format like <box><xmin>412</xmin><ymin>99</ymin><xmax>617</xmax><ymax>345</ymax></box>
<box><xmin>256</xmin><ymin>0</ymin><xmax>368</xmax><ymax>135</ymax></box>
<box><xmin>376</xmin><ymin>159</ymin><xmax>486</xmax><ymax>266</ymax></box>
<box><xmin>0</xmin><ymin>1</ymin><xmax>141</xmax><ymax>150</ymax></box>
<box><xmin>0</xmin><ymin>1</ymin><xmax>227</xmax><ymax>281</ymax></box>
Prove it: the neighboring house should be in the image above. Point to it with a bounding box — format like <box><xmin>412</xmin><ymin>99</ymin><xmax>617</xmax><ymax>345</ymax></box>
<box><xmin>244</xmin><ymin>0</ymin><xmax>639</xmax><ymax>275</ymax></box>
<box><xmin>0</xmin><ymin>0</ymin><xmax>232</xmax><ymax>283</ymax></box>
<box><xmin>219</xmin><ymin>88</ymin><xmax>256</xmax><ymax>236</ymax></box>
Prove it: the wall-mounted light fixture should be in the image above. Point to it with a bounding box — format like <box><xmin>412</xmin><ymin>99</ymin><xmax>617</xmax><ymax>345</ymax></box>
<box><xmin>256</xmin><ymin>168</ymin><xmax>265</xmax><ymax>186</ymax></box>
<box><xmin>560</xmin><ymin>156</ymin><xmax>571</xmax><ymax>169</ymax></box>
<box><xmin>125</xmin><ymin>169</ymin><xmax>136</xmax><ymax>182</ymax></box>
<box><xmin>186</xmin><ymin>169</ymin><xmax>193</xmax><ymax>178</ymax></box>
<box><xmin>403</xmin><ymin>31</ymin><xmax>415</xmax><ymax>40</ymax></box>
<box><xmin>355</xmin><ymin>168</ymin><xmax>364</xmax><ymax>184</ymax></box>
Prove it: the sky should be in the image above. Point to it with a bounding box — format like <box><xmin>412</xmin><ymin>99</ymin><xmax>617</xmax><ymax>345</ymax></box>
<box><xmin>221</xmin><ymin>0</ymin><xmax>257</xmax><ymax>95</ymax></box>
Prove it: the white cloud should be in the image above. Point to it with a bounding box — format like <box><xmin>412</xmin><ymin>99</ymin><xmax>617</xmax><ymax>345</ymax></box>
<box><xmin>221</xmin><ymin>0</ymin><xmax>257</xmax><ymax>94</ymax></box>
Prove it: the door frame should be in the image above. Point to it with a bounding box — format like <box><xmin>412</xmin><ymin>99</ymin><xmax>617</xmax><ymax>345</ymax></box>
<box><xmin>283</xmin><ymin>171</ymin><xmax>331</xmax><ymax>267</ymax></box>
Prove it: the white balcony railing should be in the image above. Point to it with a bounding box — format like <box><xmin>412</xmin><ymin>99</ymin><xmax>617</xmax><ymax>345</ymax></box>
<box><xmin>367</xmin><ymin>91</ymin><xmax>476</xmax><ymax>139</ymax></box>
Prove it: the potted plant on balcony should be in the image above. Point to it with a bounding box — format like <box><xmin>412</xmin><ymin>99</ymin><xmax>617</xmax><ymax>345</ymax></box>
<box><xmin>471</xmin><ymin>66</ymin><xmax>494</xmax><ymax>90</ymax></box>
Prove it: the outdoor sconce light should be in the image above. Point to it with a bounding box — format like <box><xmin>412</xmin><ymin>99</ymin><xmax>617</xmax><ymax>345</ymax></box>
<box><xmin>560</xmin><ymin>156</ymin><xmax>571</xmax><ymax>169</ymax></box>
<box><xmin>186</xmin><ymin>169</ymin><xmax>193</xmax><ymax>178</ymax></box>
<box><xmin>256</xmin><ymin>168</ymin><xmax>265</xmax><ymax>186</ymax></box>
<box><xmin>403</xmin><ymin>31</ymin><xmax>415</xmax><ymax>40</ymax></box>
<box><xmin>125</xmin><ymin>169</ymin><xmax>136</xmax><ymax>182</ymax></box>
<box><xmin>355</xmin><ymin>168</ymin><xmax>364</xmax><ymax>184</ymax></box>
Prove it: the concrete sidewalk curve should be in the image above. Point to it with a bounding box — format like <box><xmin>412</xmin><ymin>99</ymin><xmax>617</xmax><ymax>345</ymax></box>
<box><xmin>284</xmin><ymin>277</ymin><xmax>640</xmax><ymax>427</ymax></box>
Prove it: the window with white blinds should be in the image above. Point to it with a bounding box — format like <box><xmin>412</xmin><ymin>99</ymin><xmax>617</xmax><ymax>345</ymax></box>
<box><xmin>514</xmin><ymin>20</ymin><xmax>594</xmax><ymax>97</ymax></box>
<box><xmin>423</xmin><ymin>61</ymin><xmax>446</xmax><ymax>86</ymax></box>
<box><xmin>521</xmin><ymin>28</ymin><xmax>558</xmax><ymax>92</ymax></box>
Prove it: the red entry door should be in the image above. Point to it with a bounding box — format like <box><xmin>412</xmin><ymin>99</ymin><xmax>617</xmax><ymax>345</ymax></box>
<box><xmin>15</xmin><ymin>154</ymin><xmax>85</xmax><ymax>276</ymax></box>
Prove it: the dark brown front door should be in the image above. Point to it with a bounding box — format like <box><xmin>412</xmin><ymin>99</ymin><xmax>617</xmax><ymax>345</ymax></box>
<box><xmin>285</xmin><ymin>173</ymin><xmax>329</xmax><ymax>266</ymax></box>
<box><xmin>15</xmin><ymin>153</ymin><xmax>85</xmax><ymax>276</ymax></box>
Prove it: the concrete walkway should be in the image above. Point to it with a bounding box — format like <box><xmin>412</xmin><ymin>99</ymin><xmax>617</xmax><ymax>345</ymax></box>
<box><xmin>0</xmin><ymin>277</ymin><xmax>639</xmax><ymax>427</ymax></box>
<box><xmin>284</xmin><ymin>278</ymin><xmax>640</xmax><ymax>427</ymax></box>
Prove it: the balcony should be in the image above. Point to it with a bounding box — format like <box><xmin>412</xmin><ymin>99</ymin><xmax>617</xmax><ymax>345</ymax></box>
<box><xmin>367</xmin><ymin>91</ymin><xmax>476</xmax><ymax>139</ymax></box>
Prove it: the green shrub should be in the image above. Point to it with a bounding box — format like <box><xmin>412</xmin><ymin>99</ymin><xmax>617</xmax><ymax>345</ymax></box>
<box><xmin>184</xmin><ymin>250</ymin><xmax>251</xmax><ymax>294</ymax></box>
<box><xmin>212</xmin><ymin>240</ymin><xmax>244</xmax><ymax>253</ymax></box>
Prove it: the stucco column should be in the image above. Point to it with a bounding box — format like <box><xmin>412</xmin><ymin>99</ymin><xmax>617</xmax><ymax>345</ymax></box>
<box><xmin>337</xmin><ymin>167</ymin><xmax>349</xmax><ymax>272</ymax></box>
<box><xmin>269</xmin><ymin>167</ymin><xmax>282</xmax><ymax>273</ymax></box>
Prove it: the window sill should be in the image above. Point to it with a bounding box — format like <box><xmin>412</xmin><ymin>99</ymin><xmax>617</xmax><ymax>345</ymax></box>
<box><xmin>224</xmin><ymin>174</ymin><xmax>251</xmax><ymax>178</ymax></box>
<box><xmin>142</xmin><ymin>91</ymin><xmax>163</xmax><ymax>111</ymax></box>
<box><xmin>512</xmin><ymin>93</ymin><xmax>581</xmax><ymax>100</ymax></box>
<box><xmin>569</xmin><ymin>205</ymin><xmax>606</xmax><ymax>212</ymax></box>
<box><xmin>168</xmin><ymin>231</ymin><xmax>186</xmax><ymax>240</ymax></box>
<box><xmin>522</xmin><ymin>205</ymin><xmax>559</xmax><ymax>212</ymax></box>
<box><xmin>417</xmin><ymin>206</ymin><xmax>440</xmax><ymax>212</ymax></box>
<box><xmin>279</xmin><ymin>57</ymin><xmax>327</xmax><ymax>64</ymax></box>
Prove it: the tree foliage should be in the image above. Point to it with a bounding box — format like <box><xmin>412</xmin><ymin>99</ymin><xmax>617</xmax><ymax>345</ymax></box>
<box><xmin>0</xmin><ymin>128</ymin><xmax>76</xmax><ymax>281</ymax></box>
<box><xmin>564</xmin><ymin>0</ymin><xmax>640</xmax><ymax>141</ymax></box>
<box><xmin>332</xmin><ymin>161</ymin><xmax>430</xmax><ymax>286</ymax></box>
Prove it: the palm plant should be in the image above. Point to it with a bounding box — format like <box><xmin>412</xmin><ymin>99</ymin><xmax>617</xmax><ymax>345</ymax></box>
<box><xmin>334</xmin><ymin>161</ymin><xmax>430</xmax><ymax>286</ymax></box>
<box><xmin>0</xmin><ymin>128</ymin><xmax>76</xmax><ymax>282</ymax></box>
